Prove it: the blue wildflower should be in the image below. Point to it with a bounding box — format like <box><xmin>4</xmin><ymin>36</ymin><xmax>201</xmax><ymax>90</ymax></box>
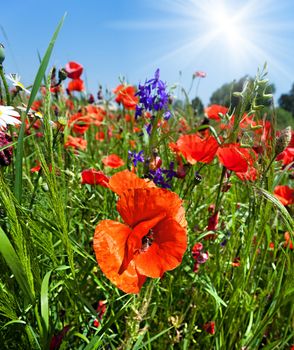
<box><xmin>135</xmin><ymin>68</ymin><xmax>171</xmax><ymax>120</ymax></box>
<box><xmin>128</xmin><ymin>150</ymin><xmax>144</xmax><ymax>167</ymax></box>
<box><xmin>147</xmin><ymin>162</ymin><xmax>177</xmax><ymax>189</ymax></box>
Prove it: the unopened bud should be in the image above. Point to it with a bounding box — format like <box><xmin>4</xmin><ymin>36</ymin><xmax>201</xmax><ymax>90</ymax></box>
<box><xmin>0</xmin><ymin>44</ymin><xmax>5</xmax><ymax>65</ymax></box>
<box><xmin>275</xmin><ymin>126</ymin><xmax>291</xmax><ymax>156</ymax></box>
<box><xmin>58</xmin><ymin>68</ymin><xmax>68</xmax><ymax>82</ymax></box>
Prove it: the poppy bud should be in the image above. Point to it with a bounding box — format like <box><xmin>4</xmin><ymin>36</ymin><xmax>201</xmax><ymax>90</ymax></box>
<box><xmin>275</xmin><ymin>126</ymin><xmax>291</xmax><ymax>156</ymax></box>
<box><xmin>207</xmin><ymin>211</ymin><xmax>219</xmax><ymax>231</ymax></box>
<box><xmin>0</xmin><ymin>44</ymin><xmax>5</xmax><ymax>65</ymax></box>
<box><xmin>93</xmin><ymin>319</ymin><xmax>99</xmax><ymax>328</ymax></box>
<box><xmin>194</xmin><ymin>172</ymin><xmax>202</xmax><ymax>184</ymax></box>
<box><xmin>221</xmin><ymin>182</ymin><xmax>231</xmax><ymax>192</ymax></box>
<box><xmin>58</xmin><ymin>68</ymin><xmax>68</xmax><ymax>82</ymax></box>
<box><xmin>88</xmin><ymin>94</ymin><xmax>95</xmax><ymax>104</ymax></box>
<box><xmin>176</xmin><ymin>164</ymin><xmax>190</xmax><ymax>179</ymax></box>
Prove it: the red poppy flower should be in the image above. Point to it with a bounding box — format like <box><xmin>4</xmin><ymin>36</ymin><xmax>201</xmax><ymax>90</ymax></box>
<box><xmin>68</xmin><ymin>78</ymin><xmax>84</xmax><ymax>92</ymax></box>
<box><xmin>64</xmin><ymin>135</ymin><xmax>87</xmax><ymax>151</ymax></box>
<box><xmin>176</xmin><ymin>134</ymin><xmax>219</xmax><ymax>164</ymax></box>
<box><xmin>217</xmin><ymin>144</ymin><xmax>257</xmax><ymax>173</ymax></box>
<box><xmin>231</xmin><ymin>257</ymin><xmax>241</xmax><ymax>267</ymax></box>
<box><xmin>102</xmin><ymin>154</ymin><xmax>125</xmax><ymax>168</ymax></box>
<box><xmin>203</xmin><ymin>321</ymin><xmax>215</xmax><ymax>335</ymax></box>
<box><xmin>95</xmin><ymin>131</ymin><xmax>105</xmax><ymax>142</ymax></box>
<box><xmin>273</xmin><ymin>185</ymin><xmax>294</xmax><ymax>206</ymax></box>
<box><xmin>113</xmin><ymin>84</ymin><xmax>138</xmax><ymax>110</ymax></box>
<box><xmin>85</xmin><ymin>105</ymin><xmax>106</xmax><ymax>126</ymax></box>
<box><xmin>65</xmin><ymin>61</ymin><xmax>83</xmax><ymax>79</ymax></box>
<box><xmin>31</xmin><ymin>161</ymin><xmax>41</xmax><ymax>173</ymax></box>
<box><xmin>81</xmin><ymin>169</ymin><xmax>109</xmax><ymax>187</ymax></box>
<box><xmin>31</xmin><ymin>100</ymin><xmax>42</xmax><ymax>112</ymax></box>
<box><xmin>93</xmin><ymin>171</ymin><xmax>187</xmax><ymax>293</ymax></box>
<box><xmin>205</xmin><ymin>105</ymin><xmax>228</xmax><ymax>121</ymax></box>
<box><xmin>68</xmin><ymin>112</ymin><xmax>91</xmax><ymax>134</ymax></box>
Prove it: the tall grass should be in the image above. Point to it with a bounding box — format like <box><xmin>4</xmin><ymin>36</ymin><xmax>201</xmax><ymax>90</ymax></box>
<box><xmin>0</xmin><ymin>27</ymin><xmax>293</xmax><ymax>350</ymax></box>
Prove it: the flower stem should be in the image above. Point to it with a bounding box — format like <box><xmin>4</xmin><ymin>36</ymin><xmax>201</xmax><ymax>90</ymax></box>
<box><xmin>0</xmin><ymin>65</ymin><xmax>11</xmax><ymax>105</ymax></box>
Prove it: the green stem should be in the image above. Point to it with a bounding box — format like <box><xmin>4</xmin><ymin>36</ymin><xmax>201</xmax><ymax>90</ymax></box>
<box><xmin>0</xmin><ymin>65</ymin><xmax>11</xmax><ymax>105</ymax></box>
<box><xmin>215</xmin><ymin>166</ymin><xmax>227</xmax><ymax>212</ymax></box>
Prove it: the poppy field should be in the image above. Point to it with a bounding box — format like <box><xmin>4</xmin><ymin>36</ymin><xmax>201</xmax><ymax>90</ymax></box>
<box><xmin>0</xmin><ymin>19</ymin><xmax>294</xmax><ymax>350</ymax></box>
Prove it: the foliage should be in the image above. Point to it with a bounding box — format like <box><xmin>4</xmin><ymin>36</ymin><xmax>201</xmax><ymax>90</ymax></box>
<box><xmin>278</xmin><ymin>83</ymin><xmax>294</xmax><ymax>116</ymax></box>
<box><xmin>0</xmin><ymin>28</ymin><xmax>293</xmax><ymax>350</ymax></box>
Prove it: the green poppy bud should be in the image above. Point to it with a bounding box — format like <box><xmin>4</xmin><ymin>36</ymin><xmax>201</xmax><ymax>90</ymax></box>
<box><xmin>0</xmin><ymin>44</ymin><xmax>5</xmax><ymax>65</ymax></box>
<box><xmin>275</xmin><ymin>126</ymin><xmax>292</xmax><ymax>156</ymax></box>
<box><xmin>58</xmin><ymin>68</ymin><xmax>68</xmax><ymax>82</ymax></box>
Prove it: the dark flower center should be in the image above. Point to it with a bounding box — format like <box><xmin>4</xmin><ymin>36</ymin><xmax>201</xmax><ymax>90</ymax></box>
<box><xmin>141</xmin><ymin>229</ymin><xmax>154</xmax><ymax>252</ymax></box>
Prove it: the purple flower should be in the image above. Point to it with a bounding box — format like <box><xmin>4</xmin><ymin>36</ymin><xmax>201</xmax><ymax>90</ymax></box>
<box><xmin>135</xmin><ymin>68</ymin><xmax>171</xmax><ymax>120</ymax></box>
<box><xmin>128</xmin><ymin>150</ymin><xmax>144</xmax><ymax>167</ymax></box>
<box><xmin>145</xmin><ymin>123</ymin><xmax>152</xmax><ymax>136</ymax></box>
<box><xmin>162</xmin><ymin>162</ymin><xmax>177</xmax><ymax>180</ymax></box>
<box><xmin>147</xmin><ymin>162</ymin><xmax>177</xmax><ymax>189</ymax></box>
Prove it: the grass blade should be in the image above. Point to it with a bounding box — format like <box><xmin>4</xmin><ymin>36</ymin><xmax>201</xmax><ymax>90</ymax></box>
<box><xmin>14</xmin><ymin>13</ymin><xmax>66</xmax><ymax>202</ymax></box>
<box><xmin>0</xmin><ymin>227</ymin><xmax>35</xmax><ymax>304</ymax></box>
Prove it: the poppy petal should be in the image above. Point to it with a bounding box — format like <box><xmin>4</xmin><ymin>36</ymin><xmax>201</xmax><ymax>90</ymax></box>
<box><xmin>118</xmin><ymin>212</ymin><xmax>166</xmax><ymax>275</ymax></box>
<box><xmin>93</xmin><ymin>220</ymin><xmax>146</xmax><ymax>293</ymax></box>
<box><xmin>117</xmin><ymin>187</ymin><xmax>184</xmax><ymax>228</ymax></box>
<box><xmin>109</xmin><ymin>170</ymin><xmax>155</xmax><ymax>196</ymax></box>
<box><xmin>134</xmin><ymin>217</ymin><xmax>187</xmax><ymax>278</ymax></box>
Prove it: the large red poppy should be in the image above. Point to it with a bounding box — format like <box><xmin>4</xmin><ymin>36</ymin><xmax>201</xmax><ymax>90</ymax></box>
<box><xmin>102</xmin><ymin>154</ymin><xmax>125</xmax><ymax>168</ymax></box>
<box><xmin>65</xmin><ymin>61</ymin><xmax>83</xmax><ymax>79</ymax></box>
<box><xmin>274</xmin><ymin>185</ymin><xmax>294</xmax><ymax>206</ymax></box>
<box><xmin>217</xmin><ymin>144</ymin><xmax>257</xmax><ymax>173</ymax></box>
<box><xmin>93</xmin><ymin>171</ymin><xmax>187</xmax><ymax>293</ymax></box>
<box><xmin>176</xmin><ymin>134</ymin><xmax>219</xmax><ymax>164</ymax></box>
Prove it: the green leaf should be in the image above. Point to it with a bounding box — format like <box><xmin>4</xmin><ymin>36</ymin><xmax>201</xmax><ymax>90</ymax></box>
<box><xmin>41</xmin><ymin>270</ymin><xmax>52</xmax><ymax>335</ymax></box>
<box><xmin>14</xmin><ymin>13</ymin><xmax>66</xmax><ymax>202</ymax></box>
<box><xmin>1</xmin><ymin>319</ymin><xmax>26</xmax><ymax>330</ymax></box>
<box><xmin>0</xmin><ymin>227</ymin><xmax>35</xmax><ymax>304</ymax></box>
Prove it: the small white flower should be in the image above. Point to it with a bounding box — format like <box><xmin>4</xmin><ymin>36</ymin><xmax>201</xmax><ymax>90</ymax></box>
<box><xmin>6</xmin><ymin>73</ymin><xmax>30</xmax><ymax>94</ymax></box>
<box><xmin>0</xmin><ymin>106</ymin><xmax>21</xmax><ymax>130</ymax></box>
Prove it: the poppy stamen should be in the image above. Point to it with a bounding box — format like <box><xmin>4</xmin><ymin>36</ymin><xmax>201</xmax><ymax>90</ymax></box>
<box><xmin>141</xmin><ymin>229</ymin><xmax>154</xmax><ymax>252</ymax></box>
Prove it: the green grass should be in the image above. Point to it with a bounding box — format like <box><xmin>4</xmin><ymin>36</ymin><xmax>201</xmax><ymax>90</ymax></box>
<box><xmin>0</xmin><ymin>31</ymin><xmax>293</xmax><ymax>349</ymax></box>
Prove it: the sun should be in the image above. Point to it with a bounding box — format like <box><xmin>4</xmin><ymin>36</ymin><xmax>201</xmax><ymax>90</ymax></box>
<box><xmin>115</xmin><ymin>0</ymin><xmax>294</xmax><ymax>85</ymax></box>
<box><xmin>200</xmin><ymin>1</ymin><xmax>249</xmax><ymax>56</ymax></box>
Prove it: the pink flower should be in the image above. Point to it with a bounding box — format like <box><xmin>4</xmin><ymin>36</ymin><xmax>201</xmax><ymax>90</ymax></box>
<box><xmin>194</xmin><ymin>71</ymin><xmax>207</xmax><ymax>78</ymax></box>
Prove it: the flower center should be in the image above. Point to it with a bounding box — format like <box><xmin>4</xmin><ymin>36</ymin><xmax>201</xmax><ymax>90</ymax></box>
<box><xmin>141</xmin><ymin>229</ymin><xmax>154</xmax><ymax>252</ymax></box>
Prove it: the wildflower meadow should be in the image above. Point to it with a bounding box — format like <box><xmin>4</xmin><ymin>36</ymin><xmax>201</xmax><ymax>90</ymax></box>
<box><xmin>0</xmin><ymin>12</ymin><xmax>293</xmax><ymax>350</ymax></box>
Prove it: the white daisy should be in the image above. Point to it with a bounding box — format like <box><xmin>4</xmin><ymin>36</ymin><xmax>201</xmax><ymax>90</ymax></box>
<box><xmin>0</xmin><ymin>106</ymin><xmax>21</xmax><ymax>129</ymax></box>
<box><xmin>6</xmin><ymin>73</ymin><xmax>30</xmax><ymax>94</ymax></box>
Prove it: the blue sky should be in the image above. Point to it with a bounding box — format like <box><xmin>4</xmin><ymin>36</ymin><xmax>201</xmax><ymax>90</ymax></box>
<box><xmin>1</xmin><ymin>0</ymin><xmax>294</xmax><ymax>105</ymax></box>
